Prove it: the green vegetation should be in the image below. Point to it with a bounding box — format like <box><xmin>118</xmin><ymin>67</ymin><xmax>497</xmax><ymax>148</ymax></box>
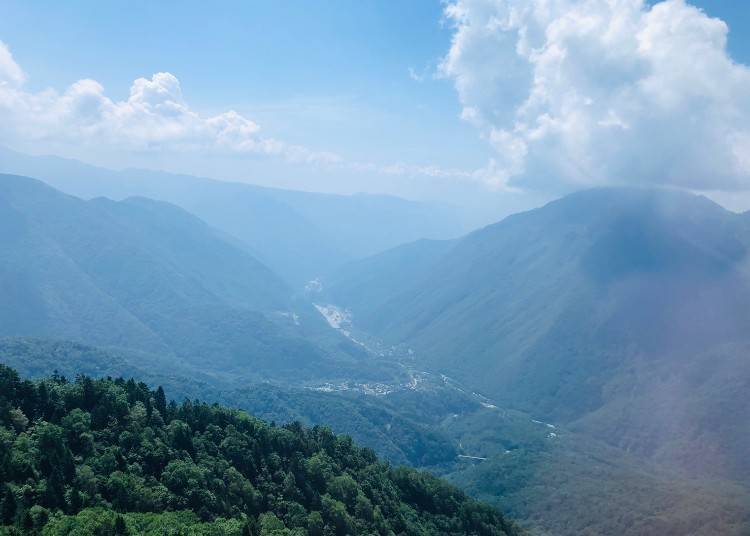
<box><xmin>0</xmin><ymin>363</ymin><xmax>520</xmax><ymax>535</ymax></box>
<box><xmin>0</xmin><ymin>338</ymin><xmax>454</xmax><ymax>469</ymax></box>
<box><xmin>442</xmin><ymin>409</ymin><xmax>750</xmax><ymax>536</ymax></box>
<box><xmin>327</xmin><ymin>188</ymin><xmax>750</xmax><ymax>483</ymax></box>
<box><xmin>451</xmin><ymin>447</ymin><xmax>750</xmax><ymax>536</ymax></box>
<box><xmin>4</xmin><ymin>176</ymin><xmax>750</xmax><ymax>535</ymax></box>
<box><xmin>0</xmin><ymin>173</ymin><xmax>391</xmax><ymax>384</ymax></box>
<box><xmin>4</xmin><ymin>338</ymin><xmax>750</xmax><ymax>535</ymax></box>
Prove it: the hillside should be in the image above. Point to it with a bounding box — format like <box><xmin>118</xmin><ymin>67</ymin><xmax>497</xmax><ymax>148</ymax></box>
<box><xmin>326</xmin><ymin>188</ymin><xmax>750</xmax><ymax>482</ymax></box>
<box><xmin>322</xmin><ymin>238</ymin><xmax>457</xmax><ymax>314</ymax></box>
<box><xmin>0</xmin><ymin>338</ymin><xmax>456</xmax><ymax>469</ymax></box>
<box><xmin>0</xmin><ymin>174</ymin><xmax>376</xmax><ymax>381</ymax></box>
<box><xmin>0</xmin><ymin>364</ymin><xmax>521</xmax><ymax>535</ymax></box>
<box><xmin>4</xmin><ymin>338</ymin><xmax>749</xmax><ymax>535</ymax></box>
<box><xmin>3</xmin><ymin>177</ymin><xmax>749</xmax><ymax>534</ymax></box>
<box><xmin>0</xmin><ymin>147</ymin><xmax>470</xmax><ymax>285</ymax></box>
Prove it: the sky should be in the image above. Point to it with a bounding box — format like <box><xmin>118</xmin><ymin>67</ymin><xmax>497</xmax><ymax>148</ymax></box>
<box><xmin>1</xmin><ymin>0</ymin><xmax>750</xmax><ymax>214</ymax></box>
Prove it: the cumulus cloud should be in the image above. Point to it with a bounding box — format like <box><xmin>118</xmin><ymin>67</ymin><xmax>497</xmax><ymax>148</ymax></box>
<box><xmin>441</xmin><ymin>0</ymin><xmax>750</xmax><ymax>191</ymax></box>
<box><xmin>0</xmin><ymin>42</ymin><xmax>338</xmax><ymax>165</ymax></box>
<box><xmin>0</xmin><ymin>39</ymin><xmax>482</xmax><ymax>182</ymax></box>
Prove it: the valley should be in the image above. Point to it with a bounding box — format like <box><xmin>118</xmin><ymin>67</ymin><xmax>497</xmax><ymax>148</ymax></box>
<box><xmin>0</xmin><ymin>168</ymin><xmax>748</xmax><ymax>535</ymax></box>
<box><xmin>301</xmin><ymin>300</ymin><xmax>750</xmax><ymax>535</ymax></box>
<box><xmin>2</xmin><ymin>3</ymin><xmax>750</xmax><ymax>533</ymax></box>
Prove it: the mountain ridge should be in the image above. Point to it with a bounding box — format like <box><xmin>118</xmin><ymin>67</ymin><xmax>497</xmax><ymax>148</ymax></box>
<box><xmin>0</xmin><ymin>146</ymin><xmax>473</xmax><ymax>284</ymax></box>
<box><xmin>0</xmin><ymin>173</ymin><xmax>374</xmax><ymax>381</ymax></box>
<box><xmin>326</xmin><ymin>186</ymin><xmax>750</xmax><ymax>482</ymax></box>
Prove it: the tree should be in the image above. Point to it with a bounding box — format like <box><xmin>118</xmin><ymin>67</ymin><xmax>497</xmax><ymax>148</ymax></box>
<box><xmin>9</xmin><ymin>409</ymin><xmax>28</xmax><ymax>433</ymax></box>
<box><xmin>259</xmin><ymin>512</ymin><xmax>289</xmax><ymax>535</ymax></box>
<box><xmin>355</xmin><ymin>493</ymin><xmax>374</xmax><ymax>522</ymax></box>
<box><xmin>167</xmin><ymin>420</ymin><xmax>194</xmax><ymax>454</ymax></box>
<box><xmin>1</xmin><ymin>486</ymin><xmax>16</xmax><ymax>525</ymax></box>
<box><xmin>328</xmin><ymin>474</ymin><xmax>358</xmax><ymax>508</ymax></box>
<box><xmin>307</xmin><ymin>511</ymin><xmax>324</xmax><ymax>536</ymax></box>
<box><xmin>114</xmin><ymin>514</ymin><xmax>128</xmax><ymax>535</ymax></box>
<box><xmin>323</xmin><ymin>496</ymin><xmax>354</xmax><ymax>536</ymax></box>
<box><xmin>0</xmin><ymin>365</ymin><xmax>520</xmax><ymax>536</ymax></box>
<box><xmin>154</xmin><ymin>386</ymin><xmax>167</xmax><ymax>418</ymax></box>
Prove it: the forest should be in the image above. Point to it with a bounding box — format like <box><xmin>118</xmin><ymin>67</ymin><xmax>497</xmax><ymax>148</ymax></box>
<box><xmin>0</xmin><ymin>364</ymin><xmax>520</xmax><ymax>535</ymax></box>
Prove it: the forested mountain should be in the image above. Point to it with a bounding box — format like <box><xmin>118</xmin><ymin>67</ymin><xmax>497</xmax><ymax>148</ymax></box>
<box><xmin>0</xmin><ymin>364</ymin><xmax>521</xmax><ymax>535</ymax></box>
<box><xmin>323</xmin><ymin>239</ymin><xmax>457</xmax><ymax>316</ymax></box>
<box><xmin>0</xmin><ymin>147</ymin><xmax>470</xmax><ymax>285</ymax></box>
<box><xmin>0</xmin><ymin>174</ymin><xmax>373</xmax><ymax>381</ymax></box>
<box><xmin>0</xmin><ymin>338</ymin><xmax>456</xmax><ymax>469</ymax></box>
<box><xmin>326</xmin><ymin>188</ymin><xmax>750</xmax><ymax>482</ymax></box>
<box><xmin>3</xmin><ymin>339</ymin><xmax>749</xmax><ymax>536</ymax></box>
<box><xmin>3</xmin><ymin>171</ymin><xmax>749</xmax><ymax>534</ymax></box>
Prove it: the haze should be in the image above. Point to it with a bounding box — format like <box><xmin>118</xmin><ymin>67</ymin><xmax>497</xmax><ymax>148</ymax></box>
<box><xmin>0</xmin><ymin>2</ymin><xmax>749</xmax><ymax>535</ymax></box>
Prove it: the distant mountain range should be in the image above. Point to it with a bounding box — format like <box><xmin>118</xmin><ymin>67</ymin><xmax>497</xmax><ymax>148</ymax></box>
<box><xmin>1</xmin><ymin>167</ymin><xmax>749</xmax><ymax>534</ymax></box>
<box><xmin>0</xmin><ymin>173</ymin><xmax>380</xmax><ymax>381</ymax></box>
<box><xmin>0</xmin><ymin>146</ymin><xmax>472</xmax><ymax>285</ymax></box>
<box><xmin>326</xmin><ymin>187</ymin><xmax>750</xmax><ymax>483</ymax></box>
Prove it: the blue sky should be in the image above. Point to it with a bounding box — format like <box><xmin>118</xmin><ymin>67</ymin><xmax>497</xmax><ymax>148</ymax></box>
<box><xmin>0</xmin><ymin>1</ymin><xmax>486</xmax><ymax>170</ymax></box>
<box><xmin>1</xmin><ymin>0</ymin><xmax>750</xmax><ymax>212</ymax></box>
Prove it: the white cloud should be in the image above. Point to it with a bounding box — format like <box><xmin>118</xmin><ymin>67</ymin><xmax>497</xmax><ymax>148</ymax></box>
<box><xmin>0</xmin><ymin>40</ymin><xmax>479</xmax><ymax>183</ymax></box>
<box><xmin>0</xmin><ymin>41</ymin><xmax>24</xmax><ymax>86</ymax></box>
<box><xmin>0</xmin><ymin>44</ymin><xmax>338</xmax><ymax>165</ymax></box>
<box><xmin>441</xmin><ymin>0</ymin><xmax>750</xmax><ymax>191</ymax></box>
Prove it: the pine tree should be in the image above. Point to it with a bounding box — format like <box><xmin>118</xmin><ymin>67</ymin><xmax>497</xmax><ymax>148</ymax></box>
<box><xmin>114</xmin><ymin>514</ymin><xmax>128</xmax><ymax>535</ymax></box>
<box><xmin>68</xmin><ymin>487</ymin><xmax>83</xmax><ymax>514</ymax></box>
<box><xmin>154</xmin><ymin>386</ymin><xmax>167</xmax><ymax>418</ymax></box>
<box><xmin>1</xmin><ymin>486</ymin><xmax>16</xmax><ymax>525</ymax></box>
<box><xmin>22</xmin><ymin>511</ymin><xmax>33</xmax><ymax>532</ymax></box>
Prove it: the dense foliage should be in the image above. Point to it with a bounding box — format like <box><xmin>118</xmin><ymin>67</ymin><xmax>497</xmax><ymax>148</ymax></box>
<box><xmin>0</xmin><ymin>338</ymin><xmax>456</xmax><ymax>469</ymax></box>
<box><xmin>5</xmin><ymin>338</ymin><xmax>750</xmax><ymax>535</ymax></box>
<box><xmin>327</xmin><ymin>188</ymin><xmax>750</xmax><ymax>483</ymax></box>
<box><xmin>0</xmin><ymin>364</ymin><xmax>519</xmax><ymax>535</ymax></box>
<box><xmin>446</xmin><ymin>422</ymin><xmax>750</xmax><ymax>536</ymax></box>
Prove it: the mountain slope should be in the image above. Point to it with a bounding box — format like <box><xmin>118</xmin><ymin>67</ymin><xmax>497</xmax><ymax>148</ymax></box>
<box><xmin>323</xmin><ymin>238</ymin><xmax>457</xmax><ymax>314</ymax></box>
<box><xmin>4</xmin><ymin>337</ymin><xmax>749</xmax><ymax>536</ymax></box>
<box><xmin>0</xmin><ymin>174</ymin><xmax>370</xmax><ymax>379</ymax></box>
<box><xmin>0</xmin><ymin>337</ymin><xmax>457</xmax><ymax>468</ymax></box>
<box><xmin>0</xmin><ymin>147</ymin><xmax>470</xmax><ymax>284</ymax></box>
<box><xmin>327</xmin><ymin>188</ymin><xmax>750</xmax><ymax>481</ymax></box>
<box><xmin>0</xmin><ymin>364</ymin><xmax>521</xmax><ymax>535</ymax></box>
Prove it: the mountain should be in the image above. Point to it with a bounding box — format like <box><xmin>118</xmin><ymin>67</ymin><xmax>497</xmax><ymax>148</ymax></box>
<box><xmin>4</xmin><ymin>172</ymin><xmax>748</xmax><ymax>533</ymax></box>
<box><xmin>4</xmin><ymin>337</ymin><xmax>749</xmax><ymax>536</ymax></box>
<box><xmin>325</xmin><ymin>188</ymin><xmax>750</xmax><ymax>482</ymax></box>
<box><xmin>0</xmin><ymin>338</ymin><xmax>457</xmax><ymax>468</ymax></box>
<box><xmin>0</xmin><ymin>364</ymin><xmax>521</xmax><ymax>535</ymax></box>
<box><xmin>447</xmin><ymin>421</ymin><xmax>750</xmax><ymax>536</ymax></box>
<box><xmin>0</xmin><ymin>147</ymin><xmax>471</xmax><ymax>285</ymax></box>
<box><xmin>322</xmin><ymin>238</ymin><xmax>457</xmax><ymax>315</ymax></box>
<box><xmin>0</xmin><ymin>174</ymin><xmax>375</xmax><ymax>381</ymax></box>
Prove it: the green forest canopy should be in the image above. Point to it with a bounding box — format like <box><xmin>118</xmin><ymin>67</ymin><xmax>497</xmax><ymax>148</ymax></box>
<box><xmin>0</xmin><ymin>364</ymin><xmax>520</xmax><ymax>536</ymax></box>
